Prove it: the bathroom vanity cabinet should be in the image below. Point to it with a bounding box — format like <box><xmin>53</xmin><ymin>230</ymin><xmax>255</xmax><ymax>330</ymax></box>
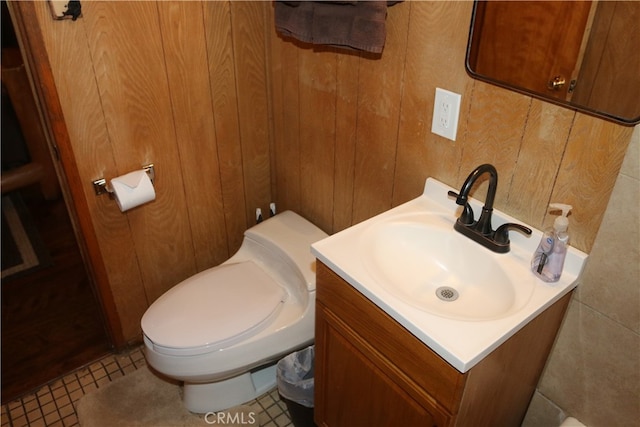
<box><xmin>314</xmin><ymin>261</ymin><xmax>572</xmax><ymax>427</ymax></box>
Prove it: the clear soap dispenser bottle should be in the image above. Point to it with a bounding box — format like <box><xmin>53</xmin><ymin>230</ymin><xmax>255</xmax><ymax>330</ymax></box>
<box><xmin>531</xmin><ymin>203</ymin><xmax>572</xmax><ymax>283</ymax></box>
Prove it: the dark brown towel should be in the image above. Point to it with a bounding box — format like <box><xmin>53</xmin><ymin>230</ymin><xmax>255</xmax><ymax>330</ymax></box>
<box><xmin>274</xmin><ymin>1</ymin><xmax>393</xmax><ymax>54</ymax></box>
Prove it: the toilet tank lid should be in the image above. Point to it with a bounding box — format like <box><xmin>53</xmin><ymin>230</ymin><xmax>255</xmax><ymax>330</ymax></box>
<box><xmin>141</xmin><ymin>261</ymin><xmax>286</xmax><ymax>353</ymax></box>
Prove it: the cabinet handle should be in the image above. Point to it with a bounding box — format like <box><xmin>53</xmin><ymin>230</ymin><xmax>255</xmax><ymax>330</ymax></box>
<box><xmin>547</xmin><ymin>75</ymin><xmax>566</xmax><ymax>91</ymax></box>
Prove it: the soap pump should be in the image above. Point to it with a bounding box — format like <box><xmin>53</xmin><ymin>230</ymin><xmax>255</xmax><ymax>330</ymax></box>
<box><xmin>531</xmin><ymin>203</ymin><xmax>572</xmax><ymax>283</ymax></box>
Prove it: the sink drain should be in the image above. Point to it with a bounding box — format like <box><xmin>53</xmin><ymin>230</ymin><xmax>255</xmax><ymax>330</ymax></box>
<box><xmin>435</xmin><ymin>286</ymin><xmax>459</xmax><ymax>302</ymax></box>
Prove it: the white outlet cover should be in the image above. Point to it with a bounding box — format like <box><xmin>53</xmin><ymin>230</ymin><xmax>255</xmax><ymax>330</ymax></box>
<box><xmin>49</xmin><ymin>1</ymin><xmax>69</xmax><ymax>19</ymax></box>
<box><xmin>431</xmin><ymin>88</ymin><xmax>461</xmax><ymax>141</ymax></box>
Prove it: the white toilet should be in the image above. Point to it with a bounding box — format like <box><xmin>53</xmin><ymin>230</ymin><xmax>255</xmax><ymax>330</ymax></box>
<box><xmin>141</xmin><ymin>210</ymin><xmax>328</xmax><ymax>413</ymax></box>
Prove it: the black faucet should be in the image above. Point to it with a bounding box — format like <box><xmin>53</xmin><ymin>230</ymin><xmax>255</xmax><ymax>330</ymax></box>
<box><xmin>448</xmin><ymin>164</ymin><xmax>531</xmax><ymax>253</ymax></box>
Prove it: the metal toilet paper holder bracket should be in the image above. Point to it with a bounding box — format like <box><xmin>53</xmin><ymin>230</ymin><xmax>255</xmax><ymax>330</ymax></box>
<box><xmin>92</xmin><ymin>164</ymin><xmax>155</xmax><ymax>196</ymax></box>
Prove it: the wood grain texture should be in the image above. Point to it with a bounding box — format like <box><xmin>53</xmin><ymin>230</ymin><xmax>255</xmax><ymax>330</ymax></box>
<box><xmin>316</xmin><ymin>262</ymin><xmax>574</xmax><ymax>426</ymax></box>
<box><xmin>271</xmin><ymin>0</ymin><xmax>632</xmax><ymax>250</ymax></box>
<box><xmin>331</xmin><ymin>52</ymin><xmax>359</xmax><ymax>232</ymax></box>
<box><xmin>23</xmin><ymin>0</ymin><xmax>634</xmax><ymax>342</ymax></box>
<box><xmin>30</xmin><ymin>0</ymin><xmax>274</xmax><ymax>341</ymax></box>
<box><xmin>298</xmin><ymin>46</ymin><xmax>337</xmax><ymax>233</ymax></box>
<box><xmin>459</xmin><ymin>81</ymin><xmax>531</xmax><ymax>208</ymax></box>
<box><xmin>31</xmin><ymin>1</ymin><xmax>147</xmax><ymax>340</ymax></box>
<box><xmin>230</xmin><ymin>2</ymin><xmax>272</xmax><ymax>227</ymax></box>
<box><xmin>457</xmin><ymin>292</ymin><xmax>573</xmax><ymax>426</ymax></box>
<box><xmin>203</xmin><ymin>1</ymin><xmax>248</xmax><ymax>254</ymax></box>
<box><xmin>394</xmin><ymin>1</ymin><xmax>471</xmax><ymax>205</ymax></box>
<box><xmin>270</xmin><ymin>25</ymin><xmax>302</xmax><ymax>215</ymax></box>
<box><xmin>157</xmin><ymin>1</ymin><xmax>229</xmax><ymax>271</ymax></box>
<box><xmin>351</xmin><ymin>3</ymin><xmax>409</xmax><ymax>225</ymax></box>
<box><xmin>316</xmin><ymin>262</ymin><xmax>466</xmax><ymax>412</ymax></box>
<box><xmin>550</xmin><ymin>113</ymin><xmax>633</xmax><ymax>250</ymax></box>
<box><xmin>84</xmin><ymin>1</ymin><xmax>196</xmax><ymax>304</ymax></box>
<box><xmin>507</xmin><ymin>99</ymin><xmax>575</xmax><ymax>227</ymax></box>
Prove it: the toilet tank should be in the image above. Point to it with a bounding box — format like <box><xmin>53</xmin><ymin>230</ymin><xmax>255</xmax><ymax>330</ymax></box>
<box><xmin>242</xmin><ymin>211</ymin><xmax>328</xmax><ymax>291</ymax></box>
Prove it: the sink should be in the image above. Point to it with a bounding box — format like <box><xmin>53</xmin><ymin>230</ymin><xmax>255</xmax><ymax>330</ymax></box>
<box><xmin>312</xmin><ymin>177</ymin><xmax>587</xmax><ymax>372</ymax></box>
<box><xmin>360</xmin><ymin>213</ymin><xmax>535</xmax><ymax>321</ymax></box>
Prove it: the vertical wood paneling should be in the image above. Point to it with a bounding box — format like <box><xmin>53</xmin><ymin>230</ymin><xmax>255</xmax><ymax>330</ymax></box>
<box><xmin>27</xmin><ymin>0</ymin><xmax>635</xmax><ymax>343</ymax></box>
<box><xmin>507</xmin><ymin>100</ymin><xmax>575</xmax><ymax>226</ymax></box>
<box><xmin>230</xmin><ymin>2</ymin><xmax>272</xmax><ymax>226</ymax></box>
<box><xmin>459</xmin><ymin>81</ymin><xmax>531</xmax><ymax>207</ymax></box>
<box><xmin>270</xmin><ymin>25</ymin><xmax>302</xmax><ymax>214</ymax></box>
<box><xmin>393</xmin><ymin>1</ymin><xmax>472</xmax><ymax>206</ymax></box>
<box><xmin>203</xmin><ymin>1</ymin><xmax>247</xmax><ymax>253</ymax></box>
<box><xmin>332</xmin><ymin>52</ymin><xmax>360</xmax><ymax>232</ymax></box>
<box><xmin>271</xmin><ymin>0</ymin><xmax>633</xmax><ymax>252</ymax></box>
<box><xmin>32</xmin><ymin>2</ymin><xmax>147</xmax><ymax>340</ymax></box>
<box><xmin>551</xmin><ymin>113</ymin><xmax>633</xmax><ymax>250</ymax></box>
<box><xmin>157</xmin><ymin>2</ymin><xmax>228</xmax><ymax>270</ymax></box>
<box><xmin>83</xmin><ymin>1</ymin><xmax>195</xmax><ymax>303</ymax></box>
<box><xmin>351</xmin><ymin>4</ymin><xmax>410</xmax><ymax>224</ymax></box>
<box><xmin>298</xmin><ymin>46</ymin><xmax>337</xmax><ymax>232</ymax></box>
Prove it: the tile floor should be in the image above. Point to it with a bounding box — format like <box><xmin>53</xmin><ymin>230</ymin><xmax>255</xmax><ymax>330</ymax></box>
<box><xmin>1</xmin><ymin>346</ymin><xmax>293</xmax><ymax>427</ymax></box>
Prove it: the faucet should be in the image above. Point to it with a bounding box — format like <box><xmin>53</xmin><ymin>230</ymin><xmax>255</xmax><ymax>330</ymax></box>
<box><xmin>448</xmin><ymin>164</ymin><xmax>531</xmax><ymax>253</ymax></box>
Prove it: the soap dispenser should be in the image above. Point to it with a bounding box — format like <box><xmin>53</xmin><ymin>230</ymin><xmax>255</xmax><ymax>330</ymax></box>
<box><xmin>531</xmin><ymin>203</ymin><xmax>572</xmax><ymax>283</ymax></box>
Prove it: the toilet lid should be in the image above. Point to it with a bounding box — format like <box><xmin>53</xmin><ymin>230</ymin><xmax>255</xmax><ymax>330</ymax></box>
<box><xmin>141</xmin><ymin>261</ymin><xmax>286</xmax><ymax>356</ymax></box>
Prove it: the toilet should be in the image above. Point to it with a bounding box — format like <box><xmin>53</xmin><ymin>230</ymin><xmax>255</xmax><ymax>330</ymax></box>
<box><xmin>141</xmin><ymin>211</ymin><xmax>328</xmax><ymax>413</ymax></box>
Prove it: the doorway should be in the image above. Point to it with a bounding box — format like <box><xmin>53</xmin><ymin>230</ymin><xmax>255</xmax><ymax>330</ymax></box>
<box><xmin>1</xmin><ymin>1</ymin><xmax>111</xmax><ymax>403</ymax></box>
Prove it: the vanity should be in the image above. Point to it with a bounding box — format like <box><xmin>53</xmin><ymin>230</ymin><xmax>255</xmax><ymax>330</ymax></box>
<box><xmin>311</xmin><ymin>177</ymin><xmax>587</xmax><ymax>426</ymax></box>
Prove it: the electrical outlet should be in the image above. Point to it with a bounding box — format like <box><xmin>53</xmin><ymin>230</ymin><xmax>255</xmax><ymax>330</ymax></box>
<box><xmin>431</xmin><ymin>88</ymin><xmax>461</xmax><ymax>141</ymax></box>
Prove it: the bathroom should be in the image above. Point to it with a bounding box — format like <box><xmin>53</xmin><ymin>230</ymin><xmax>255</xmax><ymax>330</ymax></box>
<box><xmin>5</xmin><ymin>1</ymin><xmax>638</xmax><ymax>426</ymax></box>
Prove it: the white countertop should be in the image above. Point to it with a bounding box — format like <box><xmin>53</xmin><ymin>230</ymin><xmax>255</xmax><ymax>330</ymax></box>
<box><xmin>311</xmin><ymin>178</ymin><xmax>588</xmax><ymax>373</ymax></box>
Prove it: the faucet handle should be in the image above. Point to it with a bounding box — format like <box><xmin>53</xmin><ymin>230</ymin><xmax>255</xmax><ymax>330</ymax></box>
<box><xmin>494</xmin><ymin>223</ymin><xmax>532</xmax><ymax>244</ymax></box>
<box><xmin>448</xmin><ymin>191</ymin><xmax>474</xmax><ymax>225</ymax></box>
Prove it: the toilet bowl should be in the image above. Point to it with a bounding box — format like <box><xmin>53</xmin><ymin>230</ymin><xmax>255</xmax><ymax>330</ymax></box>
<box><xmin>141</xmin><ymin>211</ymin><xmax>328</xmax><ymax>413</ymax></box>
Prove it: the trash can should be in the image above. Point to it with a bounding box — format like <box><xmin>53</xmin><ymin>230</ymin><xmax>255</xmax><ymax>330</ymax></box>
<box><xmin>276</xmin><ymin>345</ymin><xmax>315</xmax><ymax>427</ymax></box>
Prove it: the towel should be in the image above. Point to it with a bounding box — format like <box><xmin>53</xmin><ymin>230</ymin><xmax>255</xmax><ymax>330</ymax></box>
<box><xmin>274</xmin><ymin>1</ymin><xmax>398</xmax><ymax>54</ymax></box>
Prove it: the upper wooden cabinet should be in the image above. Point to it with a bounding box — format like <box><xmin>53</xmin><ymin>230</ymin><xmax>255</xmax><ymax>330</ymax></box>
<box><xmin>314</xmin><ymin>261</ymin><xmax>572</xmax><ymax>426</ymax></box>
<box><xmin>467</xmin><ymin>1</ymin><xmax>640</xmax><ymax>124</ymax></box>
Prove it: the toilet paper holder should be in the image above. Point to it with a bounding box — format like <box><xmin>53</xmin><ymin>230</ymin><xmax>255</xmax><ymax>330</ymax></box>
<box><xmin>93</xmin><ymin>164</ymin><xmax>155</xmax><ymax>196</ymax></box>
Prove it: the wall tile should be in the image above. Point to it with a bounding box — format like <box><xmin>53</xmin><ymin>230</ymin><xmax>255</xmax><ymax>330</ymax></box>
<box><xmin>620</xmin><ymin>126</ymin><xmax>639</xmax><ymax>179</ymax></box>
<box><xmin>538</xmin><ymin>299</ymin><xmax>640</xmax><ymax>426</ymax></box>
<box><xmin>522</xmin><ymin>391</ymin><xmax>565</xmax><ymax>427</ymax></box>
<box><xmin>577</xmin><ymin>171</ymin><xmax>640</xmax><ymax>333</ymax></box>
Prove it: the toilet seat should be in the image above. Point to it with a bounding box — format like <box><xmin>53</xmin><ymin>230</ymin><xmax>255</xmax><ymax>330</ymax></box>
<box><xmin>142</xmin><ymin>261</ymin><xmax>286</xmax><ymax>356</ymax></box>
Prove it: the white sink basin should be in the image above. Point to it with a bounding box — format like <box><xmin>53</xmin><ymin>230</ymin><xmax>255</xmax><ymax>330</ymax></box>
<box><xmin>360</xmin><ymin>213</ymin><xmax>535</xmax><ymax>321</ymax></box>
<box><xmin>311</xmin><ymin>177</ymin><xmax>588</xmax><ymax>372</ymax></box>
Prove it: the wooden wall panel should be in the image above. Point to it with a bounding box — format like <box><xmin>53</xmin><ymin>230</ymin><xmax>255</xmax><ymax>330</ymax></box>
<box><xmin>298</xmin><ymin>47</ymin><xmax>337</xmax><ymax>233</ymax></box>
<box><xmin>29</xmin><ymin>0</ymin><xmax>273</xmax><ymax>341</ymax></box>
<box><xmin>230</xmin><ymin>2</ymin><xmax>272</xmax><ymax>226</ymax></box>
<box><xmin>507</xmin><ymin>99</ymin><xmax>575</xmax><ymax>227</ymax></box>
<box><xmin>331</xmin><ymin>52</ymin><xmax>359</xmax><ymax>232</ymax></box>
<box><xmin>203</xmin><ymin>1</ymin><xmax>249</xmax><ymax>254</ymax></box>
<box><xmin>83</xmin><ymin>1</ymin><xmax>196</xmax><ymax>304</ymax></box>
<box><xmin>270</xmin><ymin>26</ymin><xmax>302</xmax><ymax>215</ymax></box>
<box><xmin>32</xmin><ymin>2</ymin><xmax>147</xmax><ymax>340</ymax></box>
<box><xmin>157</xmin><ymin>1</ymin><xmax>228</xmax><ymax>271</ymax></box>
<box><xmin>269</xmin><ymin>0</ymin><xmax>634</xmax><ymax>255</ymax></box>
<box><xmin>351</xmin><ymin>4</ymin><xmax>409</xmax><ymax>225</ymax></box>
<box><xmin>393</xmin><ymin>1</ymin><xmax>472</xmax><ymax>206</ymax></box>
<box><xmin>25</xmin><ymin>0</ymin><xmax>634</xmax><ymax>344</ymax></box>
<box><xmin>551</xmin><ymin>113</ymin><xmax>633</xmax><ymax>250</ymax></box>
<box><xmin>459</xmin><ymin>81</ymin><xmax>531</xmax><ymax>208</ymax></box>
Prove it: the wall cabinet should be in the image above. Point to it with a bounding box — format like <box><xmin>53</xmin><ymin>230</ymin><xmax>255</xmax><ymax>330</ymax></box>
<box><xmin>314</xmin><ymin>261</ymin><xmax>572</xmax><ymax>426</ymax></box>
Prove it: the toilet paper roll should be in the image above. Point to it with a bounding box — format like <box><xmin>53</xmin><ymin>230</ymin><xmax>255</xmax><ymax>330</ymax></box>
<box><xmin>110</xmin><ymin>170</ymin><xmax>156</xmax><ymax>212</ymax></box>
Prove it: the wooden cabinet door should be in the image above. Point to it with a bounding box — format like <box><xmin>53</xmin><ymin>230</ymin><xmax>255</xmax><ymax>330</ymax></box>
<box><xmin>471</xmin><ymin>1</ymin><xmax>592</xmax><ymax>99</ymax></box>
<box><xmin>315</xmin><ymin>304</ymin><xmax>450</xmax><ymax>427</ymax></box>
